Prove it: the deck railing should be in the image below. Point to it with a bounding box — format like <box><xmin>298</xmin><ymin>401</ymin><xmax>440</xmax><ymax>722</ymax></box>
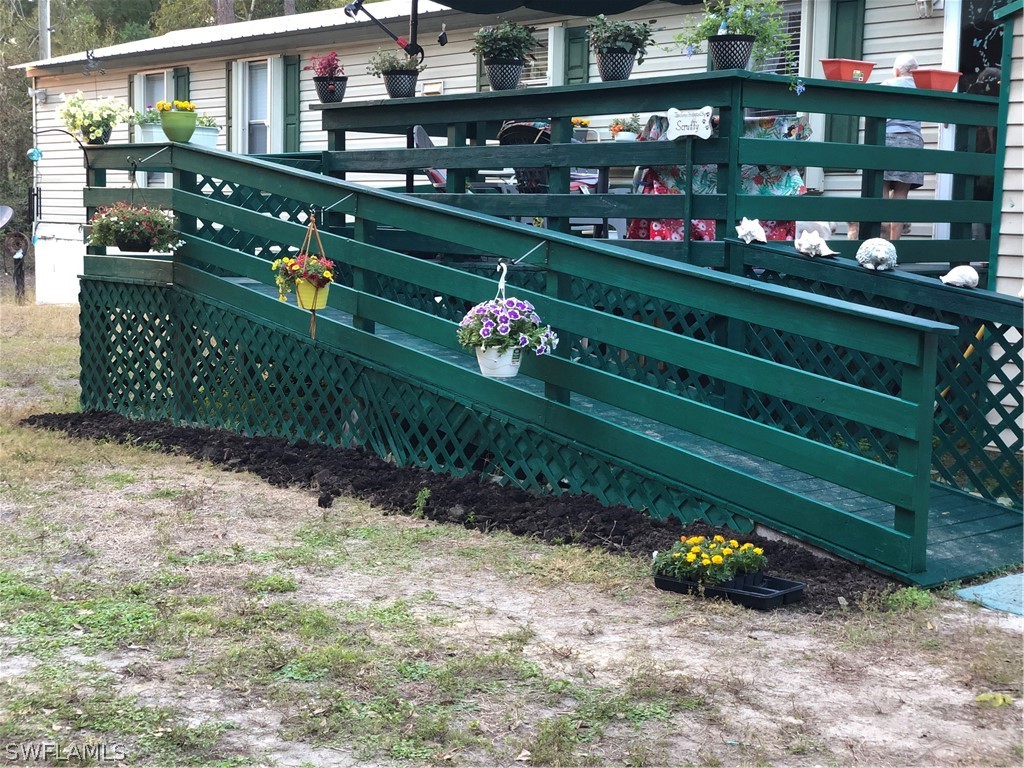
<box><xmin>82</xmin><ymin>143</ymin><xmax>961</xmax><ymax>573</ymax></box>
<box><xmin>314</xmin><ymin>70</ymin><xmax>999</xmax><ymax>272</ymax></box>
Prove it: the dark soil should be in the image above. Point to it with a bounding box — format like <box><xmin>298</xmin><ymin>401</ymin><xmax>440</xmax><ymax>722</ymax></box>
<box><xmin>24</xmin><ymin>410</ymin><xmax>898</xmax><ymax>612</ymax></box>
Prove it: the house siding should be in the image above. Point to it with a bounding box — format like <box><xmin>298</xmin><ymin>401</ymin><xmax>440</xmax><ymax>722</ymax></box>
<box><xmin>997</xmin><ymin>12</ymin><xmax>1023</xmax><ymax>299</ymax></box>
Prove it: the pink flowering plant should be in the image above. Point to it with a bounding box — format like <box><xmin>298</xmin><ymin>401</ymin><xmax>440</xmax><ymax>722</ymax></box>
<box><xmin>457</xmin><ymin>297</ymin><xmax>559</xmax><ymax>356</ymax></box>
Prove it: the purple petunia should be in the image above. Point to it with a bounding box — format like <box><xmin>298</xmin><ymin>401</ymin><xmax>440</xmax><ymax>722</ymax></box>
<box><xmin>480</xmin><ymin>327</ymin><xmax>492</xmax><ymax>338</ymax></box>
<box><xmin>518</xmin><ymin>334</ymin><xmax>530</xmax><ymax>347</ymax></box>
<box><xmin>497</xmin><ymin>323</ymin><xmax>510</xmax><ymax>334</ymax></box>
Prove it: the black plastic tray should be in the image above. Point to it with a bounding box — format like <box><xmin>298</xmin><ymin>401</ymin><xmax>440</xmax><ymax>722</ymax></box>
<box><xmin>653</xmin><ymin>574</ymin><xmax>805</xmax><ymax>610</ymax></box>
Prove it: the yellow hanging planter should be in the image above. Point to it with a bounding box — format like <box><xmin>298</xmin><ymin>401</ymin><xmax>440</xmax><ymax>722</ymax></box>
<box><xmin>295</xmin><ymin>278</ymin><xmax>329</xmax><ymax>310</ymax></box>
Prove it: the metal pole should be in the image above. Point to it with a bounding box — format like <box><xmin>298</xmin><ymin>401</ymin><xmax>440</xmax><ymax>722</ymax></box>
<box><xmin>410</xmin><ymin>0</ymin><xmax>419</xmax><ymax>50</ymax></box>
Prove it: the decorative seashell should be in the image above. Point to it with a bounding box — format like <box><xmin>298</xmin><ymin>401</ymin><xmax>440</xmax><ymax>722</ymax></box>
<box><xmin>794</xmin><ymin>230</ymin><xmax>839</xmax><ymax>257</ymax></box>
<box><xmin>735</xmin><ymin>217</ymin><xmax>767</xmax><ymax>244</ymax></box>
<box><xmin>855</xmin><ymin>238</ymin><xmax>898</xmax><ymax>271</ymax></box>
<box><xmin>939</xmin><ymin>265</ymin><xmax>979</xmax><ymax>288</ymax></box>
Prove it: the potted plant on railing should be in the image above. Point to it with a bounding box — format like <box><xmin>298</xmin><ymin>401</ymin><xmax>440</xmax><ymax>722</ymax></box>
<box><xmin>367</xmin><ymin>48</ymin><xmax>426</xmax><ymax>99</ymax></box>
<box><xmin>132</xmin><ymin>107</ymin><xmax>164</xmax><ymax>142</ymax></box>
<box><xmin>673</xmin><ymin>0</ymin><xmax>793</xmax><ymax>73</ymax></box>
<box><xmin>59</xmin><ymin>91</ymin><xmax>132</xmax><ymax>145</ymax></box>
<box><xmin>87</xmin><ymin>202</ymin><xmax>182</xmax><ymax>253</ymax></box>
<box><xmin>156</xmin><ymin>99</ymin><xmax>197</xmax><ymax>142</ymax></box>
<box><xmin>610</xmin><ymin>113</ymin><xmax>643</xmax><ymax>141</ymax></box>
<box><xmin>306</xmin><ymin>51</ymin><xmax>347</xmax><ymax>103</ymax></box>
<box><xmin>588</xmin><ymin>14</ymin><xmax>658</xmax><ymax>82</ymax></box>
<box><xmin>190</xmin><ymin>114</ymin><xmax>220</xmax><ymax>148</ymax></box>
<box><xmin>457</xmin><ymin>266</ymin><xmax>558</xmax><ymax>379</ymax></box>
<box><xmin>472</xmin><ymin>20</ymin><xmax>539</xmax><ymax>91</ymax></box>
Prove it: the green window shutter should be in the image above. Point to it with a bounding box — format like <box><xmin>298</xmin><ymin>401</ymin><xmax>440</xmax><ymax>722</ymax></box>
<box><xmin>825</xmin><ymin>0</ymin><xmax>866</xmax><ymax>148</ymax></box>
<box><xmin>565</xmin><ymin>27</ymin><xmax>590</xmax><ymax>85</ymax></box>
<box><xmin>283</xmin><ymin>55</ymin><xmax>301</xmax><ymax>153</ymax></box>
<box><xmin>225</xmin><ymin>62</ymin><xmax>233</xmax><ymax>152</ymax></box>
<box><xmin>173</xmin><ymin>67</ymin><xmax>190</xmax><ymax>101</ymax></box>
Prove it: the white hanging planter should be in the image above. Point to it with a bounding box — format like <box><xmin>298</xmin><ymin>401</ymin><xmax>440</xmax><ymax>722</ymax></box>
<box><xmin>475</xmin><ymin>346</ymin><xmax>522</xmax><ymax>378</ymax></box>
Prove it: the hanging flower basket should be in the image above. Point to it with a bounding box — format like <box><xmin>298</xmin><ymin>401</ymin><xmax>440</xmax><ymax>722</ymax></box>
<box><xmin>457</xmin><ymin>263</ymin><xmax>558</xmax><ymax>379</ymax></box>
<box><xmin>272</xmin><ymin>214</ymin><xmax>335</xmax><ymax>338</ymax></box>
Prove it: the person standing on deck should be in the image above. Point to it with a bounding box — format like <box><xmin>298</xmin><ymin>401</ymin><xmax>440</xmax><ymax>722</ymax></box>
<box><xmin>879</xmin><ymin>53</ymin><xmax>924</xmax><ymax>241</ymax></box>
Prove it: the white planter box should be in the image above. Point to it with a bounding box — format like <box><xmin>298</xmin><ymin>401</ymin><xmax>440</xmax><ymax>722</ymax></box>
<box><xmin>134</xmin><ymin>123</ymin><xmax>165</xmax><ymax>142</ymax></box>
<box><xmin>189</xmin><ymin>126</ymin><xmax>219</xmax><ymax>149</ymax></box>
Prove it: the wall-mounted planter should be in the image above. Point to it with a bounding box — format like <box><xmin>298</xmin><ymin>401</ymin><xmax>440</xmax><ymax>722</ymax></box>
<box><xmin>819</xmin><ymin>58</ymin><xmax>875</xmax><ymax>82</ymax></box>
<box><xmin>190</xmin><ymin>126</ymin><xmax>219</xmax><ymax>149</ymax></box>
<box><xmin>911</xmin><ymin>69</ymin><xmax>961</xmax><ymax>91</ymax></box>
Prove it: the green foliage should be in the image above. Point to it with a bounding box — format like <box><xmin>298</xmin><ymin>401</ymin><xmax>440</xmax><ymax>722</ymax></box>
<box><xmin>472</xmin><ymin>20</ymin><xmax>539</xmax><ymax>61</ymax></box>
<box><xmin>653</xmin><ymin>534</ymin><xmax>766</xmax><ymax>584</ymax></box>
<box><xmin>243</xmin><ymin>573</ymin><xmax>298</xmax><ymax>594</ymax></box>
<box><xmin>412</xmin><ymin>487</ymin><xmax>431</xmax><ymax>518</ymax></box>
<box><xmin>366</xmin><ymin>47</ymin><xmax>426</xmax><ymax>77</ymax></box>
<box><xmin>882</xmin><ymin>586</ymin><xmax>936</xmax><ymax>612</ymax></box>
<box><xmin>610</xmin><ymin>113</ymin><xmax>643</xmax><ymax>133</ymax></box>
<box><xmin>87</xmin><ymin>202</ymin><xmax>183</xmax><ymax>252</ymax></box>
<box><xmin>673</xmin><ymin>0</ymin><xmax>794</xmax><ymax>71</ymax></box>
<box><xmin>588</xmin><ymin>15</ymin><xmax>658</xmax><ymax>65</ymax></box>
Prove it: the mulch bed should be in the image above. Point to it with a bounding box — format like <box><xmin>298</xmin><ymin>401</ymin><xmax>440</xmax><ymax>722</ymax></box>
<box><xmin>24</xmin><ymin>411</ymin><xmax>898</xmax><ymax>612</ymax></box>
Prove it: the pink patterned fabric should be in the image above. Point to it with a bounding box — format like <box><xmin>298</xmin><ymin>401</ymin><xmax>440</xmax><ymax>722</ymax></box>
<box><xmin>626</xmin><ymin>115</ymin><xmax>810</xmax><ymax>243</ymax></box>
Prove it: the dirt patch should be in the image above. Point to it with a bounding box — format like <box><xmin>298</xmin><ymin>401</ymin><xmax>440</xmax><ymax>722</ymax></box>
<box><xmin>25</xmin><ymin>410</ymin><xmax>897</xmax><ymax>613</ymax></box>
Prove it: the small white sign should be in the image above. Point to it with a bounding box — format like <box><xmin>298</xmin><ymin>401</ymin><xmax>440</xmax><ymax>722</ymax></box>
<box><xmin>665</xmin><ymin>106</ymin><xmax>714</xmax><ymax>140</ymax></box>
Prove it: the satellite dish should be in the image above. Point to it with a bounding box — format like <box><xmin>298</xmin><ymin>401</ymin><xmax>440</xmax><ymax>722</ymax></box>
<box><xmin>0</xmin><ymin>206</ymin><xmax>13</xmax><ymax>230</ymax></box>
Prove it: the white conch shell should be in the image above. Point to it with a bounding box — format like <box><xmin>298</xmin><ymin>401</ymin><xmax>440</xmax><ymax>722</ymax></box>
<box><xmin>735</xmin><ymin>217</ymin><xmax>767</xmax><ymax>244</ymax></box>
<box><xmin>939</xmin><ymin>265</ymin><xmax>980</xmax><ymax>288</ymax></box>
<box><xmin>855</xmin><ymin>238</ymin><xmax>898</xmax><ymax>271</ymax></box>
<box><xmin>794</xmin><ymin>229</ymin><xmax>839</xmax><ymax>257</ymax></box>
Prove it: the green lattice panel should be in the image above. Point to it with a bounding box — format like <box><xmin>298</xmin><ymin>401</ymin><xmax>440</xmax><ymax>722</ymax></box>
<box><xmin>569</xmin><ymin>277</ymin><xmax>724</xmax><ymax>404</ymax></box>
<box><xmin>79</xmin><ymin>280</ymin><xmax>176</xmax><ymax>421</ymax></box>
<box><xmin>80</xmin><ymin>281</ymin><xmax>755</xmax><ymax>535</ymax></box>
<box><xmin>753</xmin><ymin>267</ymin><xmax>1022</xmax><ymax>506</ymax></box>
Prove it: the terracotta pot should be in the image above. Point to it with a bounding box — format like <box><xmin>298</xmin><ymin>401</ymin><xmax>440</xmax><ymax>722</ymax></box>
<box><xmin>819</xmin><ymin>58</ymin><xmax>875</xmax><ymax>82</ymax></box>
<box><xmin>911</xmin><ymin>69</ymin><xmax>961</xmax><ymax>91</ymax></box>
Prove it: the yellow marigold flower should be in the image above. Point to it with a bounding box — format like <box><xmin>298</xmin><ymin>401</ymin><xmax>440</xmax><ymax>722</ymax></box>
<box><xmin>741</xmin><ymin>543</ymin><xmax>753</xmax><ymax>551</ymax></box>
<box><xmin>272</xmin><ymin>259</ymin><xmax>281</xmax><ymax>269</ymax></box>
<box><xmin>686</xmin><ymin>553</ymin><xmax>697</xmax><ymax>562</ymax></box>
<box><xmin>309</xmin><ymin>256</ymin><xmax>318</xmax><ymax>262</ymax></box>
<box><xmin>672</xmin><ymin>552</ymin><xmax>680</xmax><ymax>558</ymax></box>
<box><xmin>713</xmin><ymin>535</ymin><xmax>725</xmax><ymax>543</ymax></box>
<box><xmin>729</xmin><ymin>539</ymin><xmax>739</xmax><ymax>548</ymax></box>
<box><xmin>712</xmin><ymin>555</ymin><xmax>723</xmax><ymax>565</ymax></box>
<box><xmin>753</xmin><ymin>547</ymin><xmax>764</xmax><ymax>556</ymax></box>
<box><xmin>323</xmin><ymin>271</ymin><xmax>332</xmax><ymax>280</ymax></box>
<box><xmin>690</xmin><ymin>546</ymin><xmax>701</xmax><ymax>554</ymax></box>
<box><xmin>722</xmin><ymin>547</ymin><xmax>733</xmax><ymax>555</ymax></box>
<box><xmin>701</xmin><ymin>558</ymin><xmax>711</xmax><ymax>566</ymax></box>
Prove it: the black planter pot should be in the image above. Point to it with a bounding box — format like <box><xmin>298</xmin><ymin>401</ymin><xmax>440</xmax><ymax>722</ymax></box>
<box><xmin>313</xmin><ymin>76</ymin><xmax>348</xmax><ymax>103</ymax></box>
<box><xmin>113</xmin><ymin>236</ymin><xmax>152</xmax><ymax>253</ymax></box>
<box><xmin>484</xmin><ymin>59</ymin><xmax>524</xmax><ymax>91</ymax></box>
<box><xmin>708</xmin><ymin>34</ymin><xmax>755</xmax><ymax>71</ymax></box>
<box><xmin>596</xmin><ymin>48</ymin><xmax>637</xmax><ymax>82</ymax></box>
<box><xmin>653</xmin><ymin>573</ymin><xmax>804</xmax><ymax>610</ymax></box>
<box><xmin>83</xmin><ymin>125</ymin><xmax>113</xmax><ymax>145</ymax></box>
<box><xmin>382</xmin><ymin>71</ymin><xmax>420</xmax><ymax>99</ymax></box>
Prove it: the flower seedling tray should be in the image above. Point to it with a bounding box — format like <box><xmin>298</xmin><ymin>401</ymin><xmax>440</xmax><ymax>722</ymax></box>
<box><xmin>654</xmin><ymin>574</ymin><xmax>805</xmax><ymax>610</ymax></box>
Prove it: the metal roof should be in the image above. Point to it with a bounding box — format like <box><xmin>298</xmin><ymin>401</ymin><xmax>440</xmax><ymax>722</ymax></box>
<box><xmin>19</xmin><ymin>0</ymin><xmax>452</xmax><ymax>70</ymax></box>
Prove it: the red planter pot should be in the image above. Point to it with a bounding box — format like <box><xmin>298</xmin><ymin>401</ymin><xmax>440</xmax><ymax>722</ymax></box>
<box><xmin>819</xmin><ymin>58</ymin><xmax>874</xmax><ymax>82</ymax></box>
<box><xmin>911</xmin><ymin>69</ymin><xmax>961</xmax><ymax>91</ymax></box>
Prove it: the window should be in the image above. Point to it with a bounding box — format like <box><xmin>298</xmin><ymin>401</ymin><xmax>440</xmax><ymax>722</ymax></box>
<box><xmin>133</xmin><ymin>70</ymin><xmax>173</xmax><ymax>187</ymax></box>
<box><xmin>230</xmin><ymin>57</ymin><xmax>285</xmax><ymax>154</ymax></box>
<box><xmin>759</xmin><ymin>1</ymin><xmax>802</xmax><ymax>75</ymax></box>
<box><xmin>477</xmin><ymin>27</ymin><xmax>551</xmax><ymax>90</ymax></box>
